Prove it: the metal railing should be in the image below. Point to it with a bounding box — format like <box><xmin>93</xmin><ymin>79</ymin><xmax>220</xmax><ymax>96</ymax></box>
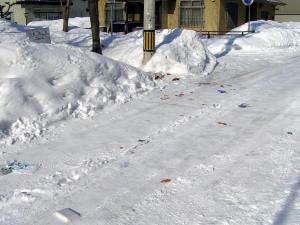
<box><xmin>201</xmin><ymin>30</ymin><xmax>255</xmax><ymax>38</ymax></box>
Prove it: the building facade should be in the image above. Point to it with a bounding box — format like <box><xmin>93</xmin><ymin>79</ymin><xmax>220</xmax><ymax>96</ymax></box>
<box><xmin>275</xmin><ymin>0</ymin><xmax>300</xmax><ymax>22</ymax></box>
<box><xmin>98</xmin><ymin>0</ymin><xmax>284</xmax><ymax>32</ymax></box>
<box><xmin>0</xmin><ymin>0</ymin><xmax>89</xmax><ymax>25</ymax></box>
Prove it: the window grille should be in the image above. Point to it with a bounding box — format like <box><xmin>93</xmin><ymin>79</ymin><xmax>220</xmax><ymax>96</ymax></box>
<box><xmin>180</xmin><ymin>0</ymin><xmax>205</xmax><ymax>28</ymax></box>
<box><xmin>105</xmin><ymin>2</ymin><xmax>125</xmax><ymax>26</ymax></box>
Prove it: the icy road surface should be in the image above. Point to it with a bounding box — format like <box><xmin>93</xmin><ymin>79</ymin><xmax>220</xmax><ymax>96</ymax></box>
<box><xmin>1</xmin><ymin>50</ymin><xmax>300</xmax><ymax>225</ymax></box>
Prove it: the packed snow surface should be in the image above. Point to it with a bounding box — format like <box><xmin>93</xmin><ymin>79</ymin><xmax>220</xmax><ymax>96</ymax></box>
<box><xmin>208</xmin><ymin>20</ymin><xmax>300</xmax><ymax>55</ymax></box>
<box><xmin>0</xmin><ymin>19</ymin><xmax>155</xmax><ymax>144</ymax></box>
<box><xmin>1</xmin><ymin>18</ymin><xmax>300</xmax><ymax>225</ymax></box>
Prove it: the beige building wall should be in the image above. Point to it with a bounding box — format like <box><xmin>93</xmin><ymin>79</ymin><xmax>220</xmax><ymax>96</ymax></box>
<box><xmin>166</xmin><ymin>0</ymin><xmax>179</xmax><ymax>28</ymax></box>
<box><xmin>97</xmin><ymin>0</ymin><xmax>278</xmax><ymax>32</ymax></box>
<box><xmin>275</xmin><ymin>0</ymin><xmax>300</xmax><ymax>22</ymax></box>
<box><xmin>12</xmin><ymin>5</ymin><xmax>27</xmax><ymax>24</ymax></box>
<box><xmin>204</xmin><ymin>0</ymin><xmax>221</xmax><ymax>31</ymax></box>
<box><xmin>99</xmin><ymin>0</ymin><xmax>106</xmax><ymax>27</ymax></box>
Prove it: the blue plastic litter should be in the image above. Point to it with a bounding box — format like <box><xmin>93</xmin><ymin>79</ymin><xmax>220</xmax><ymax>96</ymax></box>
<box><xmin>217</xmin><ymin>90</ymin><xmax>227</xmax><ymax>94</ymax></box>
<box><xmin>238</xmin><ymin>103</ymin><xmax>249</xmax><ymax>108</ymax></box>
<box><xmin>0</xmin><ymin>160</ymin><xmax>38</xmax><ymax>175</ymax></box>
<box><xmin>7</xmin><ymin>160</ymin><xmax>31</xmax><ymax>170</ymax></box>
<box><xmin>120</xmin><ymin>162</ymin><xmax>129</xmax><ymax>168</ymax></box>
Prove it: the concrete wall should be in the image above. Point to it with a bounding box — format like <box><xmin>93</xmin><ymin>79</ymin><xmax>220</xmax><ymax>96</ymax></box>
<box><xmin>70</xmin><ymin>0</ymin><xmax>89</xmax><ymax>17</ymax></box>
<box><xmin>275</xmin><ymin>0</ymin><xmax>300</xmax><ymax>22</ymax></box>
<box><xmin>0</xmin><ymin>0</ymin><xmax>88</xmax><ymax>25</ymax></box>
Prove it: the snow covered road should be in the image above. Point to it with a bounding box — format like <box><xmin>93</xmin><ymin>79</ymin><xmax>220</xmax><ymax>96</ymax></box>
<box><xmin>1</xmin><ymin>51</ymin><xmax>300</xmax><ymax>225</ymax></box>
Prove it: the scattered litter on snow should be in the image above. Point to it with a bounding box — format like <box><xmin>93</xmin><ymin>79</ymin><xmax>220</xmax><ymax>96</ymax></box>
<box><xmin>0</xmin><ymin>166</ymin><xmax>12</xmax><ymax>175</ymax></box>
<box><xmin>198</xmin><ymin>82</ymin><xmax>212</xmax><ymax>86</ymax></box>
<box><xmin>120</xmin><ymin>162</ymin><xmax>129</xmax><ymax>168</ymax></box>
<box><xmin>217</xmin><ymin>90</ymin><xmax>227</xmax><ymax>94</ymax></box>
<box><xmin>160</xmin><ymin>95</ymin><xmax>170</xmax><ymax>100</ymax></box>
<box><xmin>154</xmin><ymin>73</ymin><xmax>165</xmax><ymax>80</ymax></box>
<box><xmin>54</xmin><ymin>208</ymin><xmax>81</xmax><ymax>223</ymax></box>
<box><xmin>212</xmin><ymin>104</ymin><xmax>222</xmax><ymax>109</ymax></box>
<box><xmin>0</xmin><ymin>160</ymin><xmax>39</xmax><ymax>175</ymax></box>
<box><xmin>175</xmin><ymin>93</ymin><xmax>185</xmax><ymax>97</ymax></box>
<box><xmin>238</xmin><ymin>103</ymin><xmax>250</xmax><ymax>108</ymax></box>
<box><xmin>160</xmin><ymin>178</ymin><xmax>172</xmax><ymax>183</ymax></box>
<box><xmin>217</xmin><ymin>122</ymin><xmax>227</xmax><ymax>126</ymax></box>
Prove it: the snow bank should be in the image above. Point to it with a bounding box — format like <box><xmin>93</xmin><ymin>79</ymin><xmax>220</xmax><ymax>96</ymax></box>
<box><xmin>208</xmin><ymin>20</ymin><xmax>300</xmax><ymax>55</ymax></box>
<box><xmin>0</xmin><ymin>19</ymin><xmax>155</xmax><ymax>145</ymax></box>
<box><xmin>28</xmin><ymin>17</ymin><xmax>91</xmax><ymax>29</ymax></box>
<box><xmin>29</xmin><ymin>20</ymin><xmax>216</xmax><ymax>76</ymax></box>
<box><xmin>103</xmin><ymin>29</ymin><xmax>216</xmax><ymax>76</ymax></box>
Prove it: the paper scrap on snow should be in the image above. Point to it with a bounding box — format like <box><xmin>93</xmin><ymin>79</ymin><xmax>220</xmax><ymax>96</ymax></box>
<box><xmin>54</xmin><ymin>208</ymin><xmax>81</xmax><ymax>223</ymax></box>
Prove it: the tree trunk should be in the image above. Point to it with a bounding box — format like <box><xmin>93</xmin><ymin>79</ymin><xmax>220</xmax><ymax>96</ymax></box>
<box><xmin>62</xmin><ymin>0</ymin><xmax>71</xmax><ymax>32</ymax></box>
<box><xmin>88</xmin><ymin>0</ymin><xmax>102</xmax><ymax>54</ymax></box>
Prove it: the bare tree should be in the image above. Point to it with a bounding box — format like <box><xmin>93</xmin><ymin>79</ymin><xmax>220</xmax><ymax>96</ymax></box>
<box><xmin>60</xmin><ymin>0</ymin><xmax>71</xmax><ymax>32</ymax></box>
<box><xmin>88</xmin><ymin>0</ymin><xmax>102</xmax><ymax>54</ymax></box>
<box><xmin>0</xmin><ymin>2</ymin><xmax>16</xmax><ymax>20</ymax></box>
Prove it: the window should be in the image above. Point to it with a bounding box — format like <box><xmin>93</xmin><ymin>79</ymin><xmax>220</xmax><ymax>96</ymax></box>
<box><xmin>34</xmin><ymin>12</ymin><xmax>62</xmax><ymax>20</ymax></box>
<box><xmin>180</xmin><ymin>0</ymin><xmax>204</xmax><ymax>28</ymax></box>
<box><xmin>105</xmin><ymin>2</ymin><xmax>125</xmax><ymax>26</ymax></box>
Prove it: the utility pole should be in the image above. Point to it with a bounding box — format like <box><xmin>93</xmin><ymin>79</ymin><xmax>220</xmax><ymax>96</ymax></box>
<box><xmin>110</xmin><ymin>1</ymin><xmax>113</xmax><ymax>35</ymax></box>
<box><xmin>142</xmin><ymin>0</ymin><xmax>155</xmax><ymax>64</ymax></box>
<box><xmin>248</xmin><ymin>5</ymin><xmax>251</xmax><ymax>32</ymax></box>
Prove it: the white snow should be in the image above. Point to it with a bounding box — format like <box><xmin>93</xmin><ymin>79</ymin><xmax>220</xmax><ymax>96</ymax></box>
<box><xmin>29</xmin><ymin>18</ymin><xmax>217</xmax><ymax>76</ymax></box>
<box><xmin>103</xmin><ymin>29</ymin><xmax>216</xmax><ymax>76</ymax></box>
<box><xmin>0</xmin><ymin>18</ymin><xmax>217</xmax><ymax>145</ymax></box>
<box><xmin>208</xmin><ymin>20</ymin><xmax>300</xmax><ymax>55</ymax></box>
<box><xmin>1</xmin><ymin>18</ymin><xmax>300</xmax><ymax>225</ymax></box>
<box><xmin>0</xmin><ymin>19</ymin><xmax>155</xmax><ymax>144</ymax></box>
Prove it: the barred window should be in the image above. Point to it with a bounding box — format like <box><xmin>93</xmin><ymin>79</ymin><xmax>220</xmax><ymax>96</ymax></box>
<box><xmin>105</xmin><ymin>2</ymin><xmax>125</xmax><ymax>25</ymax></box>
<box><xmin>34</xmin><ymin>12</ymin><xmax>62</xmax><ymax>20</ymax></box>
<box><xmin>180</xmin><ymin>0</ymin><xmax>204</xmax><ymax>28</ymax></box>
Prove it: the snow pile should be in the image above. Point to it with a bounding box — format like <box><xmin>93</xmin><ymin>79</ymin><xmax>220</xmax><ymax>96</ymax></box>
<box><xmin>0</xmin><ymin>19</ymin><xmax>26</xmax><ymax>32</ymax></box>
<box><xmin>208</xmin><ymin>20</ymin><xmax>300</xmax><ymax>55</ymax></box>
<box><xmin>29</xmin><ymin>19</ymin><xmax>216</xmax><ymax>76</ymax></box>
<box><xmin>28</xmin><ymin>17</ymin><xmax>91</xmax><ymax>30</ymax></box>
<box><xmin>103</xmin><ymin>29</ymin><xmax>216</xmax><ymax>76</ymax></box>
<box><xmin>0</xmin><ymin>19</ymin><xmax>155</xmax><ymax>145</ymax></box>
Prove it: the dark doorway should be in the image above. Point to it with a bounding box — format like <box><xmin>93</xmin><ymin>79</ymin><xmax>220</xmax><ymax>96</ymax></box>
<box><xmin>245</xmin><ymin>2</ymin><xmax>257</xmax><ymax>22</ymax></box>
<box><xmin>155</xmin><ymin>1</ymin><xmax>162</xmax><ymax>29</ymax></box>
<box><xmin>226</xmin><ymin>2</ymin><xmax>238</xmax><ymax>29</ymax></box>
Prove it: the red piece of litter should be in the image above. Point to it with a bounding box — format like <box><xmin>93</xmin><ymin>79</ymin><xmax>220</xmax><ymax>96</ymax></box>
<box><xmin>160</xmin><ymin>179</ymin><xmax>172</xmax><ymax>183</ymax></box>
